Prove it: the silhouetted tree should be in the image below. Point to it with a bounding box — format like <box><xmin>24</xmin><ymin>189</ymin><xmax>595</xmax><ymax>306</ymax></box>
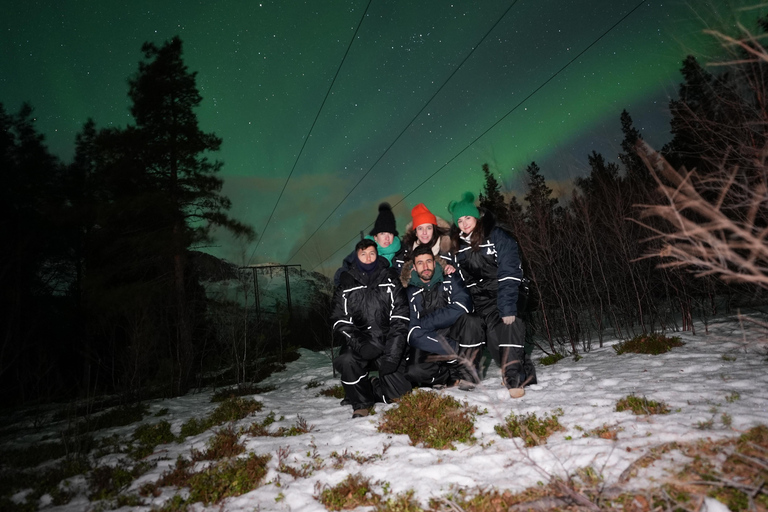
<box><xmin>112</xmin><ymin>36</ymin><xmax>255</xmax><ymax>395</ymax></box>
<box><xmin>0</xmin><ymin>103</ymin><xmax>71</xmax><ymax>402</ymax></box>
<box><xmin>478</xmin><ymin>163</ymin><xmax>509</xmax><ymax>225</ymax></box>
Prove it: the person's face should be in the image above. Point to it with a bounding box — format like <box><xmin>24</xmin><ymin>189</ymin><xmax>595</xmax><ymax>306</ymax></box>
<box><xmin>416</xmin><ymin>223</ymin><xmax>434</xmax><ymax>245</ymax></box>
<box><xmin>357</xmin><ymin>246</ymin><xmax>377</xmax><ymax>265</ymax></box>
<box><xmin>414</xmin><ymin>253</ymin><xmax>435</xmax><ymax>282</ymax></box>
<box><xmin>457</xmin><ymin>215</ymin><xmax>477</xmax><ymax>235</ymax></box>
<box><xmin>374</xmin><ymin>232</ymin><xmax>394</xmax><ymax>248</ymax></box>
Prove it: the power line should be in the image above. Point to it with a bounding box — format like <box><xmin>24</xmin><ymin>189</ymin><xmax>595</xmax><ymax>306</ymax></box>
<box><xmin>247</xmin><ymin>0</ymin><xmax>374</xmax><ymax>265</ymax></box>
<box><xmin>310</xmin><ymin>0</ymin><xmax>648</xmax><ymax>273</ymax></box>
<box><xmin>285</xmin><ymin>1</ymin><xmax>522</xmax><ymax>264</ymax></box>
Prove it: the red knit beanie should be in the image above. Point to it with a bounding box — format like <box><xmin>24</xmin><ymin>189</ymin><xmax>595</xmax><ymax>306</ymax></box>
<box><xmin>411</xmin><ymin>203</ymin><xmax>437</xmax><ymax>228</ymax></box>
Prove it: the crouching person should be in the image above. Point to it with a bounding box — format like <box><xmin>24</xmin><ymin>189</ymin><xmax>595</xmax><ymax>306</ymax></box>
<box><xmin>402</xmin><ymin>244</ymin><xmax>484</xmax><ymax>389</ymax></box>
<box><xmin>332</xmin><ymin>239</ymin><xmax>412</xmax><ymax>418</ymax></box>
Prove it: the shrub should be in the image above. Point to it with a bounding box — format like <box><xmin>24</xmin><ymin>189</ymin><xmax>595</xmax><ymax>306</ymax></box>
<box><xmin>186</xmin><ymin>453</ymin><xmax>271</xmax><ymax>505</ymax></box>
<box><xmin>194</xmin><ymin>426</ymin><xmax>245</xmax><ymax>460</ymax></box>
<box><xmin>434</xmin><ymin>486</ymin><xmax>555</xmax><ymax>512</ymax></box>
<box><xmin>0</xmin><ymin>455</ymin><xmax>90</xmax><ymax>508</ymax></box>
<box><xmin>318</xmin><ymin>384</ymin><xmax>345</xmax><ymax>399</ymax></box>
<box><xmin>616</xmin><ymin>395</ymin><xmax>671</xmax><ymax>415</ymax></box>
<box><xmin>67</xmin><ymin>403</ymin><xmax>150</xmax><ymax>435</ymax></box>
<box><xmin>305</xmin><ymin>379</ymin><xmax>323</xmax><ymax>389</ymax></box>
<box><xmin>244</xmin><ymin>412</ymin><xmax>314</xmax><ymax>437</ymax></box>
<box><xmin>87</xmin><ymin>461</ymin><xmax>154</xmax><ymax>501</ymax></box>
<box><xmin>179</xmin><ymin>397</ymin><xmax>263</xmax><ymax>439</ymax></box>
<box><xmin>613</xmin><ymin>332</ymin><xmax>684</xmax><ymax>355</ymax></box>
<box><xmin>378</xmin><ymin>390</ymin><xmax>477</xmax><ymax>449</ymax></box>
<box><xmin>272</xmin><ymin>415</ymin><xmax>315</xmax><ymax>437</ymax></box>
<box><xmin>211</xmin><ymin>385</ymin><xmax>276</xmax><ymax>402</ymax></box>
<box><xmin>208</xmin><ymin>396</ymin><xmax>263</xmax><ymax>424</ymax></box>
<box><xmin>495</xmin><ymin>408</ymin><xmax>564</xmax><ymax>446</ymax></box>
<box><xmin>315</xmin><ymin>473</ymin><xmax>382</xmax><ymax>511</ymax></box>
<box><xmin>583</xmin><ymin>423</ymin><xmax>623</xmax><ymax>440</ymax></box>
<box><xmin>131</xmin><ymin>420</ymin><xmax>175</xmax><ymax>459</ymax></box>
<box><xmin>540</xmin><ymin>352</ymin><xmax>565</xmax><ymax>366</ymax></box>
<box><xmin>375</xmin><ymin>490</ymin><xmax>422</xmax><ymax>512</ymax></box>
<box><xmin>156</xmin><ymin>457</ymin><xmax>194</xmax><ymax>489</ymax></box>
<box><xmin>0</xmin><ymin>441</ymin><xmax>68</xmax><ymax>468</ymax></box>
<box><xmin>244</xmin><ymin>411</ymin><xmax>277</xmax><ymax>436</ymax></box>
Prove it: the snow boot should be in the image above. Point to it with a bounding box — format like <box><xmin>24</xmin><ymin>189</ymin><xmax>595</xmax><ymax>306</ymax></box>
<box><xmin>352</xmin><ymin>408</ymin><xmax>369</xmax><ymax>419</ymax></box>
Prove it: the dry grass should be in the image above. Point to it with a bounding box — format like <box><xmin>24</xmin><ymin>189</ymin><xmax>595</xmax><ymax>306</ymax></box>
<box><xmin>616</xmin><ymin>395</ymin><xmax>671</xmax><ymax>415</ymax></box>
<box><xmin>315</xmin><ymin>473</ymin><xmax>382</xmax><ymax>510</ymax></box>
<box><xmin>495</xmin><ymin>408</ymin><xmax>565</xmax><ymax>446</ymax></box>
<box><xmin>613</xmin><ymin>332</ymin><xmax>685</xmax><ymax>355</ymax></box>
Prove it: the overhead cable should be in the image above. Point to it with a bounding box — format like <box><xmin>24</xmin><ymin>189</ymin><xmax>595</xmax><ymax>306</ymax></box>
<box><xmin>311</xmin><ymin>0</ymin><xmax>648</xmax><ymax>272</ymax></box>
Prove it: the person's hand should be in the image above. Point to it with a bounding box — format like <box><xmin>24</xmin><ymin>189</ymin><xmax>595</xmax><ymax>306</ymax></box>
<box><xmin>359</xmin><ymin>343</ymin><xmax>383</xmax><ymax>360</ymax></box>
<box><xmin>444</xmin><ymin>264</ymin><xmax>456</xmax><ymax>274</ymax></box>
<box><xmin>378</xmin><ymin>359</ymin><xmax>398</xmax><ymax>376</ymax></box>
<box><xmin>502</xmin><ymin>315</ymin><xmax>516</xmax><ymax>325</ymax></box>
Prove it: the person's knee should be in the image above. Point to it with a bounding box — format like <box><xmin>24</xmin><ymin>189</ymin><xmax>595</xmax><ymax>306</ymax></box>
<box><xmin>334</xmin><ymin>351</ymin><xmax>358</xmax><ymax>372</ymax></box>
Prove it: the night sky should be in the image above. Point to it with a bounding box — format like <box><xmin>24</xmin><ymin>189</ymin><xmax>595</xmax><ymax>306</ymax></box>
<box><xmin>3</xmin><ymin>1</ymin><xmax>762</xmax><ymax>274</ymax></box>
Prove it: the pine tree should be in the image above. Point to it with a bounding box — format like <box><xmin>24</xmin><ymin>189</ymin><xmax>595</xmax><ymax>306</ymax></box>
<box><xmin>78</xmin><ymin>37</ymin><xmax>254</xmax><ymax>396</ymax></box>
<box><xmin>618</xmin><ymin>110</ymin><xmax>652</xmax><ymax>188</ymax></box>
<box><xmin>523</xmin><ymin>161</ymin><xmax>557</xmax><ymax>224</ymax></box>
<box><xmin>477</xmin><ymin>163</ymin><xmax>509</xmax><ymax>225</ymax></box>
<box><xmin>125</xmin><ymin>37</ymin><xmax>254</xmax><ymax>394</ymax></box>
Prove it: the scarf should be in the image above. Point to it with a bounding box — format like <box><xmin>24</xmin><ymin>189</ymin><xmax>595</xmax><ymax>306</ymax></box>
<box><xmin>366</xmin><ymin>235</ymin><xmax>401</xmax><ymax>265</ymax></box>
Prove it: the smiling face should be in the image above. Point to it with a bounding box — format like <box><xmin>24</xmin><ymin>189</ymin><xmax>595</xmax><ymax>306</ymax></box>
<box><xmin>357</xmin><ymin>245</ymin><xmax>378</xmax><ymax>265</ymax></box>
<box><xmin>413</xmin><ymin>252</ymin><xmax>435</xmax><ymax>282</ymax></box>
<box><xmin>457</xmin><ymin>215</ymin><xmax>477</xmax><ymax>235</ymax></box>
<box><xmin>374</xmin><ymin>232</ymin><xmax>394</xmax><ymax>248</ymax></box>
<box><xmin>415</xmin><ymin>223</ymin><xmax>434</xmax><ymax>245</ymax></box>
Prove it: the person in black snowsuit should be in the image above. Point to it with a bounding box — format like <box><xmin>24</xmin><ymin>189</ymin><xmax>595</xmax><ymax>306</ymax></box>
<box><xmin>401</xmin><ymin>244</ymin><xmax>485</xmax><ymax>389</ymax></box>
<box><xmin>333</xmin><ymin>202</ymin><xmax>406</xmax><ymax>286</ymax></box>
<box><xmin>448</xmin><ymin>192</ymin><xmax>537</xmax><ymax>399</ymax></box>
<box><xmin>332</xmin><ymin>239</ymin><xmax>412</xmax><ymax>418</ymax></box>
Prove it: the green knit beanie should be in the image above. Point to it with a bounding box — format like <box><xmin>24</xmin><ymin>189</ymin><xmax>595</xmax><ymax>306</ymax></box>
<box><xmin>448</xmin><ymin>191</ymin><xmax>480</xmax><ymax>224</ymax></box>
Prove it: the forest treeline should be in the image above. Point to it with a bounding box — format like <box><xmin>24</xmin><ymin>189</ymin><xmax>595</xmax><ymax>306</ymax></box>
<box><xmin>478</xmin><ymin>16</ymin><xmax>768</xmax><ymax>355</ymax></box>
<box><xmin>2</xmin><ymin>16</ymin><xmax>768</xmax><ymax>407</ymax></box>
<box><xmin>0</xmin><ymin>37</ymin><xmax>331</xmax><ymax>408</ymax></box>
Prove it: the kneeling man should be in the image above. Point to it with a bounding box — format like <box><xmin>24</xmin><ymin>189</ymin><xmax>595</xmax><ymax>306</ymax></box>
<box><xmin>401</xmin><ymin>244</ymin><xmax>484</xmax><ymax>388</ymax></box>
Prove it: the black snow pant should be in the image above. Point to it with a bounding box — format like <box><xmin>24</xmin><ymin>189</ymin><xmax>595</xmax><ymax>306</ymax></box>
<box><xmin>333</xmin><ymin>345</ymin><xmax>412</xmax><ymax>410</ymax></box>
<box><xmin>474</xmin><ymin>299</ymin><xmax>536</xmax><ymax>389</ymax></box>
<box><xmin>405</xmin><ymin>313</ymin><xmax>485</xmax><ymax>386</ymax></box>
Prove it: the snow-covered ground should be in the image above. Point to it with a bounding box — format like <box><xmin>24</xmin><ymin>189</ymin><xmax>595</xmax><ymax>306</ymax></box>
<box><xmin>5</xmin><ymin>314</ymin><xmax>768</xmax><ymax>511</ymax></box>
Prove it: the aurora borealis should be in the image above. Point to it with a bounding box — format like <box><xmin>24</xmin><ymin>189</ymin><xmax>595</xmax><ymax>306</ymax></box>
<box><xmin>2</xmin><ymin>1</ymin><xmax>763</xmax><ymax>274</ymax></box>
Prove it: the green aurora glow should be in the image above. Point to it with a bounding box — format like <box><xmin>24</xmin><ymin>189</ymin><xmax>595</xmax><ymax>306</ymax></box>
<box><xmin>2</xmin><ymin>0</ymin><xmax>764</xmax><ymax>272</ymax></box>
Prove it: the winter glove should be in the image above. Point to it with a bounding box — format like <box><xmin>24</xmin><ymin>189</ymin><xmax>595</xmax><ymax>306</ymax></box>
<box><xmin>501</xmin><ymin>315</ymin><xmax>516</xmax><ymax>325</ymax></box>
<box><xmin>377</xmin><ymin>359</ymin><xmax>398</xmax><ymax>376</ymax></box>
<box><xmin>358</xmin><ymin>343</ymin><xmax>383</xmax><ymax>360</ymax></box>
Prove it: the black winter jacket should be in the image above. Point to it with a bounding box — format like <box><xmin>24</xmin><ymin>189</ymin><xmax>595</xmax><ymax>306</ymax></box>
<box><xmin>400</xmin><ymin>260</ymin><xmax>472</xmax><ymax>355</ymax></box>
<box><xmin>331</xmin><ymin>257</ymin><xmax>410</xmax><ymax>368</ymax></box>
<box><xmin>454</xmin><ymin>217</ymin><xmax>524</xmax><ymax>318</ymax></box>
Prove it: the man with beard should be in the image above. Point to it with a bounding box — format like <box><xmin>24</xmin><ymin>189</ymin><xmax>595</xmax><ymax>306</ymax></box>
<box><xmin>401</xmin><ymin>244</ymin><xmax>484</xmax><ymax>389</ymax></box>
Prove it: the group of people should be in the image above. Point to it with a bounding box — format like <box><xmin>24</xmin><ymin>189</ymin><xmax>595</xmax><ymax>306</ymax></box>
<box><xmin>331</xmin><ymin>193</ymin><xmax>536</xmax><ymax>419</ymax></box>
